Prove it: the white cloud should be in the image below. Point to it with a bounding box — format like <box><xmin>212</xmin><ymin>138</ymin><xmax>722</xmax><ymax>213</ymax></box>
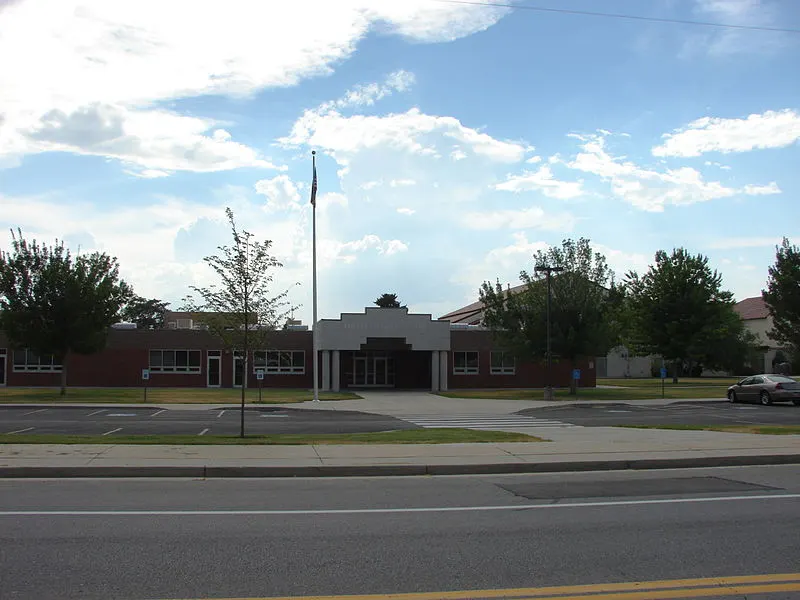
<box><xmin>326</xmin><ymin>234</ymin><xmax>409</xmax><ymax>263</ymax></box>
<box><xmin>451</xmin><ymin>232</ymin><xmax>550</xmax><ymax>288</ymax></box>
<box><xmin>525</xmin><ymin>155</ymin><xmax>542</xmax><ymax>164</ymax></box>
<box><xmin>322</xmin><ymin>70</ymin><xmax>415</xmax><ymax>111</ymax></box>
<box><xmin>495</xmin><ymin>165</ymin><xmax>584</xmax><ymax>199</ymax></box>
<box><xmin>9</xmin><ymin>103</ymin><xmax>281</xmax><ymax>176</ymax></box>
<box><xmin>451</xmin><ymin>149</ymin><xmax>467</xmax><ymax>161</ymax></box>
<box><xmin>397</xmin><ymin>207</ymin><xmax>416</xmax><ymax>215</ymax></box>
<box><xmin>461</xmin><ymin>207</ymin><xmax>576</xmax><ymax>231</ymax></box>
<box><xmin>281</xmin><ymin>107</ymin><xmax>526</xmax><ymax>163</ymax></box>
<box><xmin>742</xmin><ymin>182</ymin><xmax>781</xmax><ymax>195</ymax></box>
<box><xmin>255</xmin><ymin>174</ymin><xmax>303</xmax><ymax>211</ymax></box>
<box><xmin>389</xmin><ymin>179</ymin><xmax>416</xmax><ymax>187</ymax></box>
<box><xmin>567</xmin><ymin>133</ymin><xmax>780</xmax><ymax>212</ymax></box>
<box><xmin>0</xmin><ymin>0</ymin><xmax>507</xmax><ymax>171</ymax></box>
<box><xmin>686</xmin><ymin>0</ymin><xmax>785</xmax><ymax>56</ymax></box>
<box><xmin>653</xmin><ymin>109</ymin><xmax>800</xmax><ymax>158</ymax></box>
<box><xmin>360</xmin><ymin>180</ymin><xmax>382</xmax><ymax>190</ymax></box>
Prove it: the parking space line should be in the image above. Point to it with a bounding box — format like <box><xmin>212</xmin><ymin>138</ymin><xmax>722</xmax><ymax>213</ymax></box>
<box><xmin>101</xmin><ymin>428</ymin><xmax>122</xmax><ymax>436</ymax></box>
<box><xmin>22</xmin><ymin>408</ymin><xmax>48</xmax><ymax>416</ymax></box>
<box><xmin>86</xmin><ymin>409</ymin><xmax>106</xmax><ymax>417</ymax></box>
<box><xmin>151</xmin><ymin>409</ymin><xmax>166</xmax><ymax>417</ymax></box>
<box><xmin>199</xmin><ymin>428</ymin><xmax>209</xmax><ymax>436</ymax></box>
<box><xmin>6</xmin><ymin>427</ymin><xmax>34</xmax><ymax>434</ymax></box>
<box><xmin>217</xmin><ymin>410</ymin><xmax>225</xmax><ymax>418</ymax></box>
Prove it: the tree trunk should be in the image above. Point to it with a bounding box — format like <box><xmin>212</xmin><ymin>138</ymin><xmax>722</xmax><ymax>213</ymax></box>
<box><xmin>672</xmin><ymin>359</ymin><xmax>680</xmax><ymax>384</ymax></box>
<box><xmin>59</xmin><ymin>364</ymin><xmax>67</xmax><ymax>397</ymax></box>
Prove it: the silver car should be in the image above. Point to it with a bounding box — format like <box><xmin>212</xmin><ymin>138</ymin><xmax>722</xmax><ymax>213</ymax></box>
<box><xmin>727</xmin><ymin>374</ymin><xmax>800</xmax><ymax>406</ymax></box>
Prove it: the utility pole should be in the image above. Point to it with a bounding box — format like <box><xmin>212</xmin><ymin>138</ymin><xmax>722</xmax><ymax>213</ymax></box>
<box><xmin>535</xmin><ymin>265</ymin><xmax>564</xmax><ymax>401</ymax></box>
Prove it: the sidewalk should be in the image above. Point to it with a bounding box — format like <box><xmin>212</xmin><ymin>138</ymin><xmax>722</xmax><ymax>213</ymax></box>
<box><xmin>1</xmin><ymin>424</ymin><xmax>797</xmax><ymax>478</ymax></box>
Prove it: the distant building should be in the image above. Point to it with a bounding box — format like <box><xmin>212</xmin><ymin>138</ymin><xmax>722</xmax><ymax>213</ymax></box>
<box><xmin>734</xmin><ymin>296</ymin><xmax>784</xmax><ymax>374</ymax></box>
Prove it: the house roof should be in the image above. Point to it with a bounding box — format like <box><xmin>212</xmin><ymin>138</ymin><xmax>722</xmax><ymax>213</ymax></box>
<box><xmin>438</xmin><ymin>283</ymin><xmax>528</xmax><ymax>325</ymax></box>
<box><xmin>734</xmin><ymin>297</ymin><xmax>770</xmax><ymax>320</ymax></box>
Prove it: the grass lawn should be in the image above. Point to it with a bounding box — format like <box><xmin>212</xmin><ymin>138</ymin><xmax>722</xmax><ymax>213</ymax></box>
<box><xmin>602</xmin><ymin>377</ymin><xmax>744</xmax><ymax>388</ymax></box>
<box><xmin>0</xmin><ymin>428</ymin><xmax>543</xmax><ymax>445</ymax></box>
<box><xmin>438</xmin><ymin>383</ymin><xmax>732</xmax><ymax>401</ymax></box>
<box><xmin>0</xmin><ymin>387</ymin><xmax>360</xmax><ymax>404</ymax></box>
<box><xmin>619</xmin><ymin>424</ymin><xmax>800</xmax><ymax>435</ymax></box>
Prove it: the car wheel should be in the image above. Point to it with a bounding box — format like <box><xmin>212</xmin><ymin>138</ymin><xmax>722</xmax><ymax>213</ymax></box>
<box><xmin>728</xmin><ymin>391</ymin><xmax>738</xmax><ymax>403</ymax></box>
<box><xmin>760</xmin><ymin>391</ymin><xmax>772</xmax><ymax>406</ymax></box>
<box><xmin>793</xmin><ymin>399</ymin><xmax>800</xmax><ymax>406</ymax></box>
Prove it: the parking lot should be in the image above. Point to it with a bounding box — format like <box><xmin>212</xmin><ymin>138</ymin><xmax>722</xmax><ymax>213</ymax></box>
<box><xmin>0</xmin><ymin>406</ymin><xmax>415</xmax><ymax>436</ymax></box>
<box><xmin>520</xmin><ymin>401</ymin><xmax>800</xmax><ymax>427</ymax></box>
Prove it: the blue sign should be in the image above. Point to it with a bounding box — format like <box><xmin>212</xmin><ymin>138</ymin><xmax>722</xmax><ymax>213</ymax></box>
<box><xmin>660</xmin><ymin>367</ymin><xmax>668</xmax><ymax>379</ymax></box>
<box><xmin>256</xmin><ymin>369</ymin><xmax>265</xmax><ymax>381</ymax></box>
<box><xmin>141</xmin><ymin>369</ymin><xmax>150</xmax><ymax>381</ymax></box>
<box><xmin>572</xmin><ymin>369</ymin><xmax>581</xmax><ymax>380</ymax></box>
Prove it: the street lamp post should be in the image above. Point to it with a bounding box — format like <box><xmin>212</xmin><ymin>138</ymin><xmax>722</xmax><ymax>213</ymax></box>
<box><xmin>535</xmin><ymin>265</ymin><xmax>564</xmax><ymax>401</ymax></box>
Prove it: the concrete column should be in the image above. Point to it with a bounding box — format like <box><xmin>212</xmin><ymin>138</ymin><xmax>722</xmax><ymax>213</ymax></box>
<box><xmin>431</xmin><ymin>351</ymin><xmax>440</xmax><ymax>391</ymax></box>
<box><xmin>439</xmin><ymin>350</ymin><xmax>448</xmax><ymax>391</ymax></box>
<box><xmin>332</xmin><ymin>350</ymin><xmax>341</xmax><ymax>392</ymax></box>
<box><xmin>321</xmin><ymin>350</ymin><xmax>331</xmax><ymax>392</ymax></box>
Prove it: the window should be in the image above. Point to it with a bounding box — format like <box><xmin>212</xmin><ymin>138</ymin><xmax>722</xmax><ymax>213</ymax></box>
<box><xmin>149</xmin><ymin>350</ymin><xmax>201</xmax><ymax>373</ymax></box>
<box><xmin>453</xmin><ymin>351</ymin><xmax>479</xmax><ymax>375</ymax></box>
<box><xmin>490</xmin><ymin>351</ymin><xmax>516</xmax><ymax>375</ymax></box>
<box><xmin>12</xmin><ymin>349</ymin><xmax>63</xmax><ymax>372</ymax></box>
<box><xmin>260</xmin><ymin>350</ymin><xmax>305</xmax><ymax>374</ymax></box>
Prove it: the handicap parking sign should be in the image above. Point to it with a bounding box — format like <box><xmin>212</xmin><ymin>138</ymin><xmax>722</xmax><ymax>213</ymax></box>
<box><xmin>660</xmin><ymin>367</ymin><xmax>668</xmax><ymax>379</ymax></box>
<box><xmin>572</xmin><ymin>369</ymin><xmax>581</xmax><ymax>380</ymax></box>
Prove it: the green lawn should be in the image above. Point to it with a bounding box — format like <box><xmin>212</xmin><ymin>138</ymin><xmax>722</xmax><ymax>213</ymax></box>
<box><xmin>0</xmin><ymin>387</ymin><xmax>360</xmax><ymax>404</ymax></box>
<box><xmin>0</xmin><ymin>428</ymin><xmax>543</xmax><ymax>445</ymax></box>
<box><xmin>602</xmin><ymin>377</ymin><xmax>744</xmax><ymax>388</ymax></box>
<box><xmin>619</xmin><ymin>424</ymin><xmax>800</xmax><ymax>435</ymax></box>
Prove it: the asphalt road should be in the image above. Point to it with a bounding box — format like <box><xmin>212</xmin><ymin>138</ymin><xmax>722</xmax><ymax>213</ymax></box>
<box><xmin>0</xmin><ymin>406</ymin><xmax>415</xmax><ymax>436</ymax></box>
<box><xmin>520</xmin><ymin>401</ymin><xmax>800</xmax><ymax>426</ymax></box>
<box><xmin>1</xmin><ymin>465</ymin><xmax>799</xmax><ymax>599</ymax></box>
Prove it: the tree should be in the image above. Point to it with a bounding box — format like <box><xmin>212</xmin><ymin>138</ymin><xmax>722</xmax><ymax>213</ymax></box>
<box><xmin>374</xmin><ymin>293</ymin><xmax>404</xmax><ymax>308</ymax></box>
<box><xmin>624</xmin><ymin>248</ymin><xmax>750</xmax><ymax>382</ymax></box>
<box><xmin>762</xmin><ymin>237</ymin><xmax>800</xmax><ymax>357</ymax></box>
<box><xmin>0</xmin><ymin>229</ymin><xmax>132</xmax><ymax>395</ymax></box>
<box><xmin>181</xmin><ymin>208</ymin><xmax>296</xmax><ymax>437</ymax></box>
<box><xmin>120</xmin><ymin>295</ymin><xmax>169</xmax><ymax>329</ymax></box>
<box><xmin>480</xmin><ymin>238</ymin><xmax>620</xmax><ymax>394</ymax></box>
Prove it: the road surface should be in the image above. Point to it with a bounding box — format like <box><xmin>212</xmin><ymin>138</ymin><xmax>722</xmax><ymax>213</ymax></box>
<box><xmin>1</xmin><ymin>465</ymin><xmax>799</xmax><ymax>599</ymax></box>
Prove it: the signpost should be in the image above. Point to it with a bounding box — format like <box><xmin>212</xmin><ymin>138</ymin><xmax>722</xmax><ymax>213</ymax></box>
<box><xmin>660</xmin><ymin>366</ymin><xmax>668</xmax><ymax>399</ymax></box>
<box><xmin>141</xmin><ymin>369</ymin><xmax>150</xmax><ymax>403</ymax></box>
<box><xmin>256</xmin><ymin>369</ymin><xmax>264</xmax><ymax>403</ymax></box>
<box><xmin>572</xmin><ymin>368</ymin><xmax>581</xmax><ymax>397</ymax></box>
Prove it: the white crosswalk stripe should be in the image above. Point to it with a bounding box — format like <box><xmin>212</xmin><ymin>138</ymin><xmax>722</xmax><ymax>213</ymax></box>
<box><xmin>401</xmin><ymin>414</ymin><xmax>580</xmax><ymax>430</ymax></box>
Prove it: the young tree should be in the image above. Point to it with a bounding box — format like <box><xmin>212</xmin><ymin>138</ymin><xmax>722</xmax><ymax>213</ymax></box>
<box><xmin>181</xmin><ymin>208</ymin><xmax>296</xmax><ymax>437</ymax></box>
<box><xmin>0</xmin><ymin>229</ymin><xmax>132</xmax><ymax>395</ymax></box>
<box><xmin>762</xmin><ymin>237</ymin><xmax>800</xmax><ymax>357</ymax></box>
<box><xmin>480</xmin><ymin>238</ymin><xmax>620</xmax><ymax>395</ymax></box>
<box><xmin>120</xmin><ymin>295</ymin><xmax>170</xmax><ymax>329</ymax></box>
<box><xmin>374</xmin><ymin>293</ymin><xmax>404</xmax><ymax>308</ymax></box>
<box><xmin>624</xmin><ymin>248</ymin><xmax>749</xmax><ymax>382</ymax></box>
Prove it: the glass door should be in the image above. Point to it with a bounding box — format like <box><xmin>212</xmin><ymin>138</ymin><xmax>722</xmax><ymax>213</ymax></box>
<box><xmin>374</xmin><ymin>356</ymin><xmax>387</xmax><ymax>385</ymax></box>
<box><xmin>233</xmin><ymin>352</ymin><xmax>244</xmax><ymax>387</ymax></box>
<box><xmin>353</xmin><ymin>355</ymin><xmax>367</xmax><ymax>386</ymax></box>
<box><xmin>0</xmin><ymin>349</ymin><xmax>6</xmax><ymax>386</ymax></box>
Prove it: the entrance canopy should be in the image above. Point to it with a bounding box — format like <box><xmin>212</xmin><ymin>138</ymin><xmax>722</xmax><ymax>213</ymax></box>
<box><xmin>317</xmin><ymin>308</ymin><xmax>451</xmax><ymax>351</ymax></box>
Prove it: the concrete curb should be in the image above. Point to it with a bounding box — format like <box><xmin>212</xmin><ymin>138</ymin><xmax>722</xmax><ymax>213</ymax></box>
<box><xmin>2</xmin><ymin>453</ymin><xmax>799</xmax><ymax>478</ymax></box>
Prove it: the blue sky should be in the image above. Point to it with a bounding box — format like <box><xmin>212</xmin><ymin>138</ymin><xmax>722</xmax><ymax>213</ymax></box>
<box><xmin>1</xmin><ymin>0</ymin><xmax>798</xmax><ymax>324</ymax></box>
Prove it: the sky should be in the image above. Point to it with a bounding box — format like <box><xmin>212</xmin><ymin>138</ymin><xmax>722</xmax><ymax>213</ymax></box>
<box><xmin>0</xmin><ymin>0</ymin><xmax>798</xmax><ymax>324</ymax></box>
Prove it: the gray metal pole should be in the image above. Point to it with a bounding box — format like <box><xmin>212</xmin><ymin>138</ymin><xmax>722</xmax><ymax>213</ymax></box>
<box><xmin>311</xmin><ymin>152</ymin><xmax>319</xmax><ymax>403</ymax></box>
<box><xmin>546</xmin><ymin>270</ymin><xmax>552</xmax><ymax>399</ymax></box>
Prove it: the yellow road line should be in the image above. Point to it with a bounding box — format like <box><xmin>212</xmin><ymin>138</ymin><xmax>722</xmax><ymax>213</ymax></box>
<box><xmin>181</xmin><ymin>572</ymin><xmax>800</xmax><ymax>600</ymax></box>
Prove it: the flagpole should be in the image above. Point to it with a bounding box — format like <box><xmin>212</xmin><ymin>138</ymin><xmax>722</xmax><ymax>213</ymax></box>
<box><xmin>311</xmin><ymin>150</ymin><xmax>319</xmax><ymax>403</ymax></box>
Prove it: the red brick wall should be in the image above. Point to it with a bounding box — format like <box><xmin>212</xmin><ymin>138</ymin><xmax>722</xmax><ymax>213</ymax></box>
<box><xmin>448</xmin><ymin>329</ymin><xmax>597</xmax><ymax>388</ymax></box>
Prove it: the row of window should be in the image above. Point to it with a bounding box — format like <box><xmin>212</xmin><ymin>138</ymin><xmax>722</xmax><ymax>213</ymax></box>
<box><xmin>454</xmin><ymin>351</ymin><xmax>516</xmax><ymax>375</ymax></box>
<box><xmin>8</xmin><ymin>349</ymin><xmax>516</xmax><ymax>376</ymax></box>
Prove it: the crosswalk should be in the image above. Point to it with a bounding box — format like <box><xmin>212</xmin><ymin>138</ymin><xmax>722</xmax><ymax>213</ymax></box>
<box><xmin>401</xmin><ymin>414</ymin><xmax>580</xmax><ymax>430</ymax></box>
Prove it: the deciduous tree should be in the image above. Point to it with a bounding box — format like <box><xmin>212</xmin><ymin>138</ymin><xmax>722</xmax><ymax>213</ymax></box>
<box><xmin>181</xmin><ymin>208</ymin><xmax>296</xmax><ymax>437</ymax></box>
<box><xmin>0</xmin><ymin>229</ymin><xmax>132</xmax><ymax>395</ymax></box>
<box><xmin>121</xmin><ymin>296</ymin><xmax>169</xmax><ymax>329</ymax></box>
<box><xmin>480</xmin><ymin>238</ymin><xmax>620</xmax><ymax>394</ymax></box>
<box><xmin>374</xmin><ymin>293</ymin><xmax>404</xmax><ymax>308</ymax></box>
<box><xmin>762</xmin><ymin>237</ymin><xmax>800</xmax><ymax>358</ymax></box>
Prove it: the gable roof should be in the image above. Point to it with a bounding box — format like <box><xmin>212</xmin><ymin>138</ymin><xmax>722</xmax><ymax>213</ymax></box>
<box><xmin>734</xmin><ymin>297</ymin><xmax>770</xmax><ymax>321</ymax></box>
